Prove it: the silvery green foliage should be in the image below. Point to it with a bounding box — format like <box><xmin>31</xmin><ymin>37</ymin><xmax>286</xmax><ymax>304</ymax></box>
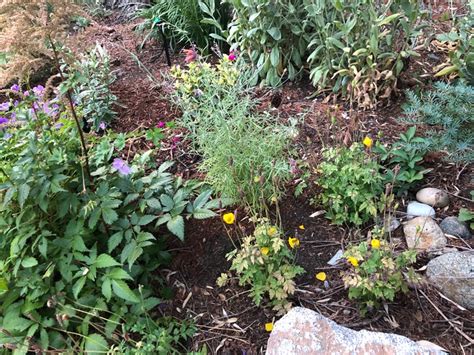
<box><xmin>401</xmin><ymin>81</ymin><xmax>474</xmax><ymax>163</ymax></box>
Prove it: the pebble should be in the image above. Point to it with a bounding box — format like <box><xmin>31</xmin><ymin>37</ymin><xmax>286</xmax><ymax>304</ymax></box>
<box><xmin>416</xmin><ymin>187</ymin><xmax>449</xmax><ymax>208</ymax></box>
<box><xmin>403</xmin><ymin>217</ymin><xmax>447</xmax><ymax>251</ymax></box>
<box><xmin>407</xmin><ymin>201</ymin><xmax>436</xmax><ymax>218</ymax></box>
<box><xmin>440</xmin><ymin>216</ymin><xmax>471</xmax><ymax>239</ymax></box>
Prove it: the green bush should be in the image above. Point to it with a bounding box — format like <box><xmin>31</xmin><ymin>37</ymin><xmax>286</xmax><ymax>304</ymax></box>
<box><xmin>226</xmin><ymin>0</ymin><xmax>308</xmax><ymax>86</ymax></box>
<box><xmin>170</xmin><ymin>58</ymin><xmax>293</xmax><ymax>215</ymax></box>
<box><xmin>66</xmin><ymin>44</ymin><xmax>117</xmax><ymax>131</ymax></box>
<box><xmin>401</xmin><ymin>81</ymin><xmax>474</xmax><ymax>163</ymax></box>
<box><xmin>316</xmin><ymin>143</ymin><xmax>385</xmax><ymax>226</ymax></box>
<box><xmin>136</xmin><ymin>0</ymin><xmax>231</xmax><ymax>51</ymax></box>
<box><xmin>0</xmin><ymin>88</ymin><xmax>216</xmax><ymax>352</ymax></box>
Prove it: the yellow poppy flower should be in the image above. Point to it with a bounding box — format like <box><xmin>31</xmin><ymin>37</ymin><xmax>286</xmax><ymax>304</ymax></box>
<box><xmin>363</xmin><ymin>136</ymin><xmax>373</xmax><ymax>148</ymax></box>
<box><xmin>265</xmin><ymin>322</ymin><xmax>273</xmax><ymax>332</ymax></box>
<box><xmin>261</xmin><ymin>247</ymin><xmax>269</xmax><ymax>256</ymax></box>
<box><xmin>288</xmin><ymin>237</ymin><xmax>300</xmax><ymax>249</ymax></box>
<box><xmin>371</xmin><ymin>239</ymin><xmax>381</xmax><ymax>249</ymax></box>
<box><xmin>267</xmin><ymin>227</ymin><xmax>278</xmax><ymax>237</ymax></box>
<box><xmin>315</xmin><ymin>272</ymin><xmax>327</xmax><ymax>281</ymax></box>
<box><xmin>347</xmin><ymin>256</ymin><xmax>359</xmax><ymax>267</ymax></box>
<box><xmin>222</xmin><ymin>212</ymin><xmax>235</xmax><ymax>225</ymax></box>
<box><xmin>298</xmin><ymin>225</ymin><xmax>305</xmax><ymax>230</ymax></box>
<box><xmin>254</xmin><ymin>176</ymin><xmax>260</xmax><ymax>183</ymax></box>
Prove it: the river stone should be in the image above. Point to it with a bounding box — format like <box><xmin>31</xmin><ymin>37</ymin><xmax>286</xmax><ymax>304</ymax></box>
<box><xmin>407</xmin><ymin>201</ymin><xmax>436</xmax><ymax>218</ymax></box>
<box><xmin>266</xmin><ymin>307</ymin><xmax>446</xmax><ymax>354</ymax></box>
<box><xmin>426</xmin><ymin>252</ymin><xmax>474</xmax><ymax>310</ymax></box>
<box><xmin>403</xmin><ymin>217</ymin><xmax>447</xmax><ymax>251</ymax></box>
<box><xmin>416</xmin><ymin>188</ymin><xmax>449</xmax><ymax>208</ymax></box>
<box><xmin>440</xmin><ymin>216</ymin><xmax>471</xmax><ymax>239</ymax></box>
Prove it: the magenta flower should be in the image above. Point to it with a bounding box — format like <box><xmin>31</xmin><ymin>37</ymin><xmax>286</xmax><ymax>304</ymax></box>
<box><xmin>112</xmin><ymin>158</ymin><xmax>132</xmax><ymax>176</ymax></box>
<box><xmin>228</xmin><ymin>51</ymin><xmax>237</xmax><ymax>61</ymax></box>
<box><xmin>0</xmin><ymin>102</ymin><xmax>10</xmax><ymax>111</ymax></box>
<box><xmin>171</xmin><ymin>136</ymin><xmax>181</xmax><ymax>144</ymax></box>
<box><xmin>157</xmin><ymin>121</ymin><xmax>165</xmax><ymax>128</ymax></box>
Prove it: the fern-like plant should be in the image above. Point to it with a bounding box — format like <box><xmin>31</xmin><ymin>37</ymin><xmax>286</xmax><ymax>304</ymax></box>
<box><xmin>401</xmin><ymin>81</ymin><xmax>474</xmax><ymax>163</ymax></box>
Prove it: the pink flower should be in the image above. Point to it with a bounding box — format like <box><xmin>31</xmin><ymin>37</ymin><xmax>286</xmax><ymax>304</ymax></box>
<box><xmin>183</xmin><ymin>48</ymin><xmax>197</xmax><ymax>63</ymax></box>
<box><xmin>171</xmin><ymin>136</ymin><xmax>180</xmax><ymax>144</ymax></box>
<box><xmin>157</xmin><ymin>121</ymin><xmax>165</xmax><ymax>128</ymax></box>
<box><xmin>228</xmin><ymin>51</ymin><xmax>237</xmax><ymax>61</ymax></box>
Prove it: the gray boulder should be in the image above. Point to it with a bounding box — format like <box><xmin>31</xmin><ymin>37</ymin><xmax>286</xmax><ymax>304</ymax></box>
<box><xmin>416</xmin><ymin>188</ymin><xmax>449</xmax><ymax>208</ymax></box>
<box><xmin>266</xmin><ymin>307</ymin><xmax>446</xmax><ymax>354</ymax></box>
<box><xmin>426</xmin><ymin>251</ymin><xmax>474</xmax><ymax>310</ymax></box>
<box><xmin>440</xmin><ymin>216</ymin><xmax>471</xmax><ymax>239</ymax></box>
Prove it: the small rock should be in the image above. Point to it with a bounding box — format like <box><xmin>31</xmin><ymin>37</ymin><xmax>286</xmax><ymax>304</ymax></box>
<box><xmin>426</xmin><ymin>251</ymin><xmax>474</xmax><ymax>310</ymax></box>
<box><xmin>440</xmin><ymin>216</ymin><xmax>471</xmax><ymax>239</ymax></box>
<box><xmin>327</xmin><ymin>249</ymin><xmax>343</xmax><ymax>266</ymax></box>
<box><xmin>403</xmin><ymin>217</ymin><xmax>447</xmax><ymax>251</ymax></box>
<box><xmin>407</xmin><ymin>201</ymin><xmax>436</xmax><ymax>218</ymax></box>
<box><xmin>387</xmin><ymin>217</ymin><xmax>401</xmax><ymax>232</ymax></box>
<box><xmin>266</xmin><ymin>307</ymin><xmax>446</xmax><ymax>354</ymax></box>
<box><xmin>416</xmin><ymin>188</ymin><xmax>449</xmax><ymax>208</ymax></box>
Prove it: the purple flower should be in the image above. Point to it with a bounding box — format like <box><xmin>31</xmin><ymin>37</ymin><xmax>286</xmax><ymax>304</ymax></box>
<box><xmin>33</xmin><ymin>85</ymin><xmax>45</xmax><ymax>97</ymax></box>
<box><xmin>157</xmin><ymin>121</ymin><xmax>165</xmax><ymax>128</ymax></box>
<box><xmin>0</xmin><ymin>102</ymin><xmax>10</xmax><ymax>111</ymax></box>
<box><xmin>112</xmin><ymin>158</ymin><xmax>132</xmax><ymax>176</ymax></box>
<box><xmin>171</xmin><ymin>136</ymin><xmax>181</xmax><ymax>144</ymax></box>
<box><xmin>54</xmin><ymin>123</ymin><xmax>64</xmax><ymax>130</ymax></box>
<box><xmin>0</xmin><ymin>117</ymin><xmax>9</xmax><ymax>125</ymax></box>
<box><xmin>23</xmin><ymin>91</ymin><xmax>30</xmax><ymax>97</ymax></box>
<box><xmin>10</xmin><ymin>84</ymin><xmax>20</xmax><ymax>92</ymax></box>
<box><xmin>13</xmin><ymin>100</ymin><xmax>19</xmax><ymax>107</ymax></box>
<box><xmin>193</xmin><ymin>89</ymin><xmax>203</xmax><ymax>97</ymax></box>
<box><xmin>3</xmin><ymin>132</ymin><xmax>12</xmax><ymax>140</ymax></box>
<box><xmin>99</xmin><ymin>122</ymin><xmax>106</xmax><ymax>130</ymax></box>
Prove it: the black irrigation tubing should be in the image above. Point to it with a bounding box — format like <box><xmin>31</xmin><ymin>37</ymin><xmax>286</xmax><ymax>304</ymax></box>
<box><xmin>159</xmin><ymin>25</ymin><xmax>172</xmax><ymax>67</ymax></box>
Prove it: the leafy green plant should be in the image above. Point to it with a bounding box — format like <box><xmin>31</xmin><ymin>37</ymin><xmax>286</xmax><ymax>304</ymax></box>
<box><xmin>225</xmin><ymin>0</ymin><xmax>308</xmax><ymax>86</ymax></box>
<box><xmin>458</xmin><ymin>191</ymin><xmax>474</xmax><ymax>230</ymax></box>
<box><xmin>66</xmin><ymin>44</ymin><xmax>117</xmax><ymax>131</ymax></box>
<box><xmin>304</xmin><ymin>0</ymin><xmax>421</xmax><ymax>108</ymax></box>
<box><xmin>316</xmin><ymin>143</ymin><xmax>385</xmax><ymax>226</ymax></box>
<box><xmin>435</xmin><ymin>2</ymin><xmax>474</xmax><ymax>84</ymax></box>
<box><xmin>374</xmin><ymin>127</ymin><xmax>431</xmax><ymax>193</ymax></box>
<box><xmin>401</xmin><ymin>81</ymin><xmax>474</xmax><ymax>163</ymax></box>
<box><xmin>342</xmin><ymin>227</ymin><xmax>419</xmax><ymax>315</ymax></box>
<box><xmin>217</xmin><ymin>222</ymin><xmax>304</xmax><ymax>314</ymax></box>
<box><xmin>0</xmin><ymin>89</ymin><xmax>217</xmax><ymax>352</ymax></box>
<box><xmin>170</xmin><ymin>58</ymin><xmax>293</xmax><ymax>215</ymax></box>
<box><xmin>135</xmin><ymin>0</ymin><xmax>231</xmax><ymax>51</ymax></box>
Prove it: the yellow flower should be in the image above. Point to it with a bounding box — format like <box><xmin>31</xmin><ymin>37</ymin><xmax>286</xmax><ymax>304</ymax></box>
<box><xmin>298</xmin><ymin>225</ymin><xmax>305</xmax><ymax>230</ymax></box>
<box><xmin>267</xmin><ymin>227</ymin><xmax>278</xmax><ymax>237</ymax></box>
<box><xmin>288</xmin><ymin>237</ymin><xmax>300</xmax><ymax>249</ymax></box>
<box><xmin>371</xmin><ymin>239</ymin><xmax>381</xmax><ymax>249</ymax></box>
<box><xmin>363</xmin><ymin>136</ymin><xmax>373</xmax><ymax>148</ymax></box>
<box><xmin>261</xmin><ymin>247</ymin><xmax>269</xmax><ymax>256</ymax></box>
<box><xmin>271</xmin><ymin>196</ymin><xmax>277</xmax><ymax>204</ymax></box>
<box><xmin>222</xmin><ymin>212</ymin><xmax>235</xmax><ymax>225</ymax></box>
<box><xmin>265</xmin><ymin>322</ymin><xmax>273</xmax><ymax>332</ymax></box>
<box><xmin>347</xmin><ymin>256</ymin><xmax>359</xmax><ymax>267</ymax></box>
<box><xmin>254</xmin><ymin>176</ymin><xmax>260</xmax><ymax>183</ymax></box>
<box><xmin>315</xmin><ymin>272</ymin><xmax>327</xmax><ymax>281</ymax></box>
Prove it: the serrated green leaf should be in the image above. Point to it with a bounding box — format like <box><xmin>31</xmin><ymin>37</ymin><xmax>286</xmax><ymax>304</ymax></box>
<box><xmin>102</xmin><ymin>208</ymin><xmax>118</xmax><ymax>225</ymax></box>
<box><xmin>167</xmin><ymin>215</ymin><xmax>184</xmax><ymax>240</ymax></box>
<box><xmin>111</xmin><ymin>280</ymin><xmax>139</xmax><ymax>303</ymax></box>
<box><xmin>137</xmin><ymin>215</ymin><xmax>157</xmax><ymax>226</ymax></box>
<box><xmin>95</xmin><ymin>254</ymin><xmax>121</xmax><ymax>268</ymax></box>
<box><xmin>108</xmin><ymin>231</ymin><xmax>123</xmax><ymax>253</ymax></box>
<box><xmin>85</xmin><ymin>333</ymin><xmax>108</xmax><ymax>353</ymax></box>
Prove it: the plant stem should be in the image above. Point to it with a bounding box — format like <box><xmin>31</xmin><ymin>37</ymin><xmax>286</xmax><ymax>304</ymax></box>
<box><xmin>48</xmin><ymin>38</ymin><xmax>93</xmax><ymax>187</ymax></box>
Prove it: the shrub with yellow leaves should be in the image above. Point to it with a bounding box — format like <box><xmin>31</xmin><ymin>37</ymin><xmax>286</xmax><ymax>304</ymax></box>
<box><xmin>217</xmin><ymin>221</ymin><xmax>304</xmax><ymax>315</ymax></box>
<box><xmin>341</xmin><ymin>227</ymin><xmax>420</xmax><ymax>315</ymax></box>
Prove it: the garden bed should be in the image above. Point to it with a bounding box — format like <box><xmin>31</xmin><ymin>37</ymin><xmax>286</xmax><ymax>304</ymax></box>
<box><xmin>74</xmin><ymin>15</ymin><xmax>473</xmax><ymax>354</ymax></box>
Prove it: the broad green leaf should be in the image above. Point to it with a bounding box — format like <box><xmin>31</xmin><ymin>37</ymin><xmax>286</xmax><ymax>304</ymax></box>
<box><xmin>111</xmin><ymin>280</ymin><xmax>139</xmax><ymax>303</ymax></box>
<box><xmin>270</xmin><ymin>47</ymin><xmax>280</xmax><ymax>67</ymax></box>
<box><xmin>84</xmin><ymin>333</ymin><xmax>108</xmax><ymax>353</ymax></box>
<box><xmin>18</xmin><ymin>184</ymin><xmax>30</xmax><ymax>208</ymax></box>
<box><xmin>137</xmin><ymin>215</ymin><xmax>157</xmax><ymax>226</ymax></box>
<box><xmin>108</xmin><ymin>268</ymin><xmax>133</xmax><ymax>280</ymax></box>
<box><xmin>167</xmin><ymin>215</ymin><xmax>184</xmax><ymax>240</ymax></box>
<box><xmin>267</xmin><ymin>27</ymin><xmax>281</xmax><ymax>41</ymax></box>
<box><xmin>21</xmin><ymin>257</ymin><xmax>38</xmax><ymax>268</ymax></box>
<box><xmin>108</xmin><ymin>231</ymin><xmax>123</xmax><ymax>253</ymax></box>
<box><xmin>95</xmin><ymin>254</ymin><xmax>121</xmax><ymax>268</ymax></box>
<box><xmin>102</xmin><ymin>208</ymin><xmax>118</xmax><ymax>225</ymax></box>
<box><xmin>101</xmin><ymin>279</ymin><xmax>112</xmax><ymax>301</ymax></box>
<box><xmin>73</xmin><ymin>277</ymin><xmax>86</xmax><ymax>299</ymax></box>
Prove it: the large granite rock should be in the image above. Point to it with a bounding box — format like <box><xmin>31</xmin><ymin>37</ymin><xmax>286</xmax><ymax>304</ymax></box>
<box><xmin>266</xmin><ymin>307</ymin><xmax>446</xmax><ymax>354</ymax></box>
<box><xmin>403</xmin><ymin>217</ymin><xmax>447</xmax><ymax>251</ymax></box>
<box><xmin>416</xmin><ymin>188</ymin><xmax>449</xmax><ymax>208</ymax></box>
<box><xmin>426</xmin><ymin>251</ymin><xmax>474</xmax><ymax>310</ymax></box>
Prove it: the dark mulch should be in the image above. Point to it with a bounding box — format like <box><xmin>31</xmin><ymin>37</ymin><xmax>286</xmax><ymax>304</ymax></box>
<box><xmin>73</xmin><ymin>12</ymin><xmax>473</xmax><ymax>355</ymax></box>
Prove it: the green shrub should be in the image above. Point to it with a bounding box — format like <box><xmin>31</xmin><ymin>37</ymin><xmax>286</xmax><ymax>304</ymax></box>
<box><xmin>304</xmin><ymin>0</ymin><xmax>421</xmax><ymax>108</ymax></box>
<box><xmin>67</xmin><ymin>44</ymin><xmax>117</xmax><ymax>131</ymax></box>
<box><xmin>0</xmin><ymin>88</ymin><xmax>216</xmax><ymax>352</ymax></box>
<box><xmin>226</xmin><ymin>0</ymin><xmax>308</xmax><ymax>86</ymax></box>
<box><xmin>342</xmin><ymin>227</ymin><xmax>419</xmax><ymax>315</ymax></box>
<box><xmin>401</xmin><ymin>81</ymin><xmax>474</xmax><ymax>163</ymax></box>
<box><xmin>374</xmin><ymin>127</ymin><xmax>431</xmax><ymax>194</ymax></box>
<box><xmin>435</xmin><ymin>2</ymin><xmax>474</xmax><ymax>85</ymax></box>
<box><xmin>170</xmin><ymin>58</ymin><xmax>293</xmax><ymax>215</ymax></box>
<box><xmin>217</xmin><ymin>222</ymin><xmax>304</xmax><ymax>314</ymax></box>
<box><xmin>316</xmin><ymin>143</ymin><xmax>385</xmax><ymax>226</ymax></box>
<box><xmin>136</xmin><ymin>0</ymin><xmax>231</xmax><ymax>51</ymax></box>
